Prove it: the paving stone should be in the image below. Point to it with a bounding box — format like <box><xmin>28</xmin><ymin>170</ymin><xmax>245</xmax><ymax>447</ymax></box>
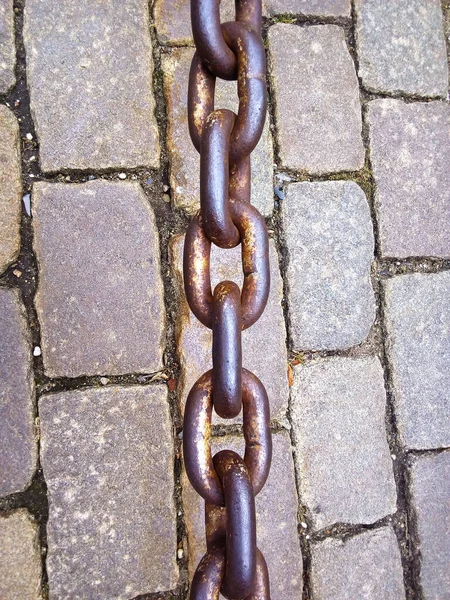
<box><xmin>0</xmin><ymin>0</ymin><xmax>15</xmax><ymax>93</ymax></box>
<box><xmin>0</xmin><ymin>105</ymin><xmax>22</xmax><ymax>274</ymax></box>
<box><xmin>268</xmin><ymin>24</ymin><xmax>364</xmax><ymax>174</ymax></box>
<box><xmin>162</xmin><ymin>47</ymin><xmax>274</xmax><ymax>216</ymax></box>
<box><xmin>0</xmin><ymin>510</ymin><xmax>42</xmax><ymax>600</ymax></box>
<box><xmin>368</xmin><ymin>100</ymin><xmax>450</xmax><ymax>258</ymax></box>
<box><xmin>0</xmin><ymin>288</ymin><xmax>36</xmax><ymax>498</ymax></box>
<box><xmin>310</xmin><ymin>527</ymin><xmax>405</xmax><ymax>600</ymax></box>
<box><xmin>409</xmin><ymin>452</ymin><xmax>450</xmax><ymax>599</ymax></box>
<box><xmin>23</xmin><ymin>0</ymin><xmax>159</xmax><ymax>172</ymax></box>
<box><xmin>355</xmin><ymin>0</ymin><xmax>448</xmax><ymax>98</ymax></box>
<box><xmin>170</xmin><ymin>235</ymin><xmax>288</xmax><ymax>425</ymax></box>
<box><xmin>182</xmin><ymin>432</ymin><xmax>303</xmax><ymax>599</ymax></box>
<box><xmin>33</xmin><ymin>181</ymin><xmax>165</xmax><ymax>378</ymax></box>
<box><xmin>264</xmin><ymin>0</ymin><xmax>350</xmax><ymax>17</ymax></box>
<box><xmin>291</xmin><ymin>357</ymin><xmax>397</xmax><ymax>530</ymax></box>
<box><xmin>383</xmin><ymin>272</ymin><xmax>450</xmax><ymax>450</ymax></box>
<box><xmin>39</xmin><ymin>385</ymin><xmax>178</xmax><ymax>599</ymax></box>
<box><xmin>283</xmin><ymin>181</ymin><xmax>375</xmax><ymax>351</ymax></box>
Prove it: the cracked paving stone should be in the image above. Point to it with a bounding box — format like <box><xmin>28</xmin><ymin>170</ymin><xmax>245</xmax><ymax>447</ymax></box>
<box><xmin>0</xmin><ymin>510</ymin><xmax>42</xmax><ymax>600</ymax></box>
<box><xmin>268</xmin><ymin>24</ymin><xmax>364</xmax><ymax>174</ymax></box>
<box><xmin>368</xmin><ymin>100</ymin><xmax>450</xmax><ymax>258</ymax></box>
<box><xmin>33</xmin><ymin>180</ymin><xmax>165</xmax><ymax>378</ymax></box>
<box><xmin>170</xmin><ymin>235</ymin><xmax>288</xmax><ymax>425</ymax></box>
<box><xmin>0</xmin><ymin>0</ymin><xmax>15</xmax><ymax>93</ymax></box>
<box><xmin>383</xmin><ymin>272</ymin><xmax>450</xmax><ymax>450</ymax></box>
<box><xmin>0</xmin><ymin>106</ymin><xmax>22</xmax><ymax>274</ymax></box>
<box><xmin>0</xmin><ymin>288</ymin><xmax>37</xmax><ymax>498</ymax></box>
<box><xmin>409</xmin><ymin>452</ymin><xmax>450</xmax><ymax>599</ymax></box>
<box><xmin>182</xmin><ymin>432</ymin><xmax>303</xmax><ymax>600</ymax></box>
<box><xmin>283</xmin><ymin>181</ymin><xmax>375</xmax><ymax>351</ymax></box>
<box><xmin>291</xmin><ymin>357</ymin><xmax>397</xmax><ymax>530</ymax></box>
<box><xmin>355</xmin><ymin>0</ymin><xmax>448</xmax><ymax>98</ymax></box>
<box><xmin>39</xmin><ymin>385</ymin><xmax>178</xmax><ymax>599</ymax></box>
<box><xmin>310</xmin><ymin>527</ymin><xmax>405</xmax><ymax>600</ymax></box>
<box><xmin>264</xmin><ymin>0</ymin><xmax>350</xmax><ymax>17</ymax></box>
<box><xmin>162</xmin><ymin>47</ymin><xmax>274</xmax><ymax>216</ymax></box>
<box><xmin>23</xmin><ymin>0</ymin><xmax>159</xmax><ymax>172</ymax></box>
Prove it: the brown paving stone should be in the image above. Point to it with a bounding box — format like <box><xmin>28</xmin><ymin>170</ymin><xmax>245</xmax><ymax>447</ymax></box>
<box><xmin>24</xmin><ymin>0</ymin><xmax>159</xmax><ymax>171</ymax></box>
<box><xmin>33</xmin><ymin>181</ymin><xmax>165</xmax><ymax>378</ymax></box>
<box><xmin>268</xmin><ymin>24</ymin><xmax>364</xmax><ymax>174</ymax></box>
<box><xmin>0</xmin><ymin>0</ymin><xmax>15</xmax><ymax>94</ymax></box>
<box><xmin>162</xmin><ymin>47</ymin><xmax>274</xmax><ymax>216</ymax></box>
<box><xmin>0</xmin><ymin>288</ymin><xmax>37</xmax><ymax>498</ymax></box>
<box><xmin>40</xmin><ymin>385</ymin><xmax>178</xmax><ymax>599</ymax></box>
<box><xmin>182</xmin><ymin>432</ymin><xmax>303</xmax><ymax>599</ymax></box>
<box><xmin>0</xmin><ymin>510</ymin><xmax>42</xmax><ymax>600</ymax></box>
<box><xmin>0</xmin><ymin>105</ymin><xmax>22</xmax><ymax>274</ymax></box>
<box><xmin>264</xmin><ymin>0</ymin><xmax>350</xmax><ymax>17</ymax></box>
<box><xmin>170</xmin><ymin>235</ymin><xmax>289</xmax><ymax>425</ymax></box>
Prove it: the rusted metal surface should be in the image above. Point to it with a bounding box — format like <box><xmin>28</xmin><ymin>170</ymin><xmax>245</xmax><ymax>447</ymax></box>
<box><xmin>185</xmin><ymin>0</ymin><xmax>272</xmax><ymax>597</ymax></box>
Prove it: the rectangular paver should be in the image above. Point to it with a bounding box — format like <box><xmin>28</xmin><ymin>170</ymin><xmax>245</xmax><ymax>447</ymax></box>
<box><xmin>368</xmin><ymin>100</ymin><xmax>450</xmax><ymax>258</ymax></box>
<box><xmin>268</xmin><ymin>24</ymin><xmax>364</xmax><ymax>174</ymax></box>
<box><xmin>40</xmin><ymin>385</ymin><xmax>178</xmax><ymax>599</ymax></box>
<box><xmin>183</xmin><ymin>432</ymin><xmax>303</xmax><ymax>599</ymax></box>
<box><xmin>24</xmin><ymin>0</ymin><xmax>159</xmax><ymax>171</ymax></box>
<box><xmin>264</xmin><ymin>0</ymin><xmax>350</xmax><ymax>17</ymax></box>
<box><xmin>311</xmin><ymin>527</ymin><xmax>405</xmax><ymax>600</ymax></box>
<box><xmin>409</xmin><ymin>452</ymin><xmax>450</xmax><ymax>599</ymax></box>
<box><xmin>355</xmin><ymin>0</ymin><xmax>448</xmax><ymax>98</ymax></box>
<box><xmin>163</xmin><ymin>47</ymin><xmax>274</xmax><ymax>216</ymax></box>
<box><xmin>0</xmin><ymin>288</ymin><xmax>36</xmax><ymax>498</ymax></box>
<box><xmin>291</xmin><ymin>357</ymin><xmax>397</xmax><ymax>530</ymax></box>
<box><xmin>283</xmin><ymin>181</ymin><xmax>375</xmax><ymax>351</ymax></box>
<box><xmin>0</xmin><ymin>0</ymin><xmax>15</xmax><ymax>93</ymax></box>
<box><xmin>383</xmin><ymin>272</ymin><xmax>450</xmax><ymax>450</ymax></box>
<box><xmin>33</xmin><ymin>181</ymin><xmax>165</xmax><ymax>378</ymax></box>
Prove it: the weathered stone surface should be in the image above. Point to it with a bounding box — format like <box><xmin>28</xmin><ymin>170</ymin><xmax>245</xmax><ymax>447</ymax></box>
<box><xmin>283</xmin><ymin>181</ymin><xmax>375</xmax><ymax>351</ymax></box>
<box><xmin>291</xmin><ymin>357</ymin><xmax>396</xmax><ymax>530</ymax></box>
<box><xmin>183</xmin><ymin>433</ymin><xmax>303</xmax><ymax>599</ymax></box>
<box><xmin>40</xmin><ymin>385</ymin><xmax>178</xmax><ymax>599</ymax></box>
<box><xmin>33</xmin><ymin>181</ymin><xmax>165</xmax><ymax>378</ymax></box>
<box><xmin>0</xmin><ymin>288</ymin><xmax>36</xmax><ymax>498</ymax></box>
<box><xmin>355</xmin><ymin>0</ymin><xmax>448</xmax><ymax>98</ymax></box>
<box><xmin>409</xmin><ymin>452</ymin><xmax>450</xmax><ymax>599</ymax></box>
<box><xmin>162</xmin><ymin>47</ymin><xmax>274</xmax><ymax>216</ymax></box>
<box><xmin>310</xmin><ymin>527</ymin><xmax>405</xmax><ymax>599</ymax></box>
<box><xmin>0</xmin><ymin>106</ymin><xmax>22</xmax><ymax>274</ymax></box>
<box><xmin>24</xmin><ymin>0</ymin><xmax>159</xmax><ymax>171</ymax></box>
<box><xmin>0</xmin><ymin>0</ymin><xmax>15</xmax><ymax>93</ymax></box>
<box><xmin>368</xmin><ymin>100</ymin><xmax>450</xmax><ymax>258</ymax></box>
<box><xmin>170</xmin><ymin>235</ymin><xmax>288</xmax><ymax>424</ymax></box>
<box><xmin>0</xmin><ymin>510</ymin><xmax>42</xmax><ymax>600</ymax></box>
<box><xmin>264</xmin><ymin>0</ymin><xmax>350</xmax><ymax>17</ymax></box>
<box><xmin>383</xmin><ymin>272</ymin><xmax>450</xmax><ymax>450</ymax></box>
<box><xmin>268</xmin><ymin>24</ymin><xmax>364</xmax><ymax>174</ymax></box>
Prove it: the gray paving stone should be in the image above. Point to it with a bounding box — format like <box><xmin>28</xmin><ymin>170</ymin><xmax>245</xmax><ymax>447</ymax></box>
<box><xmin>0</xmin><ymin>288</ymin><xmax>36</xmax><ymax>498</ymax></box>
<box><xmin>0</xmin><ymin>510</ymin><xmax>42</xmax><ymax>600</ymax></box>
<box><xmin>268</xmin><ymin>24</ymin><xmax>364</xmax><ymax>174</ymax></box>
<box><xmin>0</xmin><ymin>105</ymin><xmax>22</xmax><ymax>274</ymax></box>
<box><xmin>291</xmin><ymin>357</ymin><xmax>397</xmax><ymax>530</ymax></box>
<box><xmin>368</xmin><ymin>100</ymin><xmax>450</xmax><ymax>258</ymax></box>
<box><xmin>170</xmin><ymin>235</ymin><xmax>288</xmax><ymax>425</ymax></box>
<box><xmin>0</xmin><ymin>0</ymin><xmax>15</xmax><ymax>93</ymax></box>
<box><xmin>33</xmin><ymin>181</ymin><xmax>165</xmax><ymax>378</ymax></box>
<box><xmin>310</xmin><ymin>527</ymin><xmax>405</xmax><ymax>600</ymax></box>
<box><xmin>283</xmin><ymin>181</ymin><xmax>375</xmax><ymax>351</ymax></box>
<box><xmin>40</xmin><ymin>385</ymin><xmax>178</xmax><ymax>599</ymax></box>
<box><xmin>409</xmin><ymin>452</ymin><xmax>450</xmax><ymax>600</ymax></box>
<box><xmin>264</xmin><ymin>0</ymin><xmax>350</xmax><ymax>17</ymax></box>
<box><xmin>23</xmin><ymin>0</ymin><xmax>159</xmax><ymax>172</ymax></box>
<box><xmin>182</xmin><ymin>433</ymin><xmax>303</xmax><ymax>600</ymax></box>
<box><xmin>162</xmin><ymin>47</ymin><xmax>274</xmax><ymax>216</ymax></box>
<box><xmin>355</xmin><ymin>0</ymin><xmax>448</xmax><ymax>98</ymax></box>
<box><xmin>383</xmin><ymin>272</ymin><xmax>450</xmax><ymax>450</ymax></box>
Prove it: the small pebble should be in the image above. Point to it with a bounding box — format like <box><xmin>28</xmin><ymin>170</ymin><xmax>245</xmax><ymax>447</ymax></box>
<box><xmin>26</xmin><ymin>133</ymin><xmax>33</xmax><ymax>141</ymax></box>
<box><xmin>301</xmin><ymin>522</ymin><xmax>308</xmax><ymax>529</ymax></box>
<box><xmin>13</xmin><ymin>269</ymin><xmax>22</xmax><ymax>278</ymax></box>
<box><xmin>33</xmin><ymin>346</ymin><xmax>41</xmax><ymax>357</ymax></box>
<box><xmin>29</xmin><ymin>155</ymin><xmax>36</xmax><ymax>162</ymax></box>
<box><xmin>23</xmin><ymin>193</ymin><xmax>31</xmax><ymax>216</ymax></box>
<box><xmin>100</xmin><ymin>377</ymin><xmax>109</xmax><ymax>386</ymax></box>
<box><xmin>88</xmin><ymin>175</ymin><xmax>96</xmax><ymax>181</ymax></box>
<box><xmin>274</xmin><ymin>186</ymin><xmax>285</xmax><ymax>201</ymax></box>
<box><xmin>163</xmin><ymin>193</ymin><xmax>170</xmax><ymax>203</ymax></box>
<box><xmin>146</xmin><ymin>177</ymin><xmax>153</xmax><ymax>185</ymax></box>
<box><xmin>391</xmin><ymin>454</ymin><xmax>397</xmax><ymax>461</ymax></box>
<box><xmin>163</xmin><ymin>184</ymin><xmax>169</xmax><ymax>192</ymax></box>
<box><xmin>177</xmin><ymin>549</ymin><xmax>184</xmax><ymax>559</ymax></box>
<box><xmin>118</xmin><ymin>173</ymin><xmax>127</xmax><ymax>180</ymax></box>
<box><xmin>65</xmin><ymin>176</ymin><xmax>71</xmax><ymax>182</ymax></box>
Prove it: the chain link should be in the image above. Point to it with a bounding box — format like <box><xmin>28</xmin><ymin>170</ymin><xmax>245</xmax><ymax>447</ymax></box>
<box><xmin>184</xmin><ymin>0</ymin><xmax>272</xmax><ymax>597</ymax></box>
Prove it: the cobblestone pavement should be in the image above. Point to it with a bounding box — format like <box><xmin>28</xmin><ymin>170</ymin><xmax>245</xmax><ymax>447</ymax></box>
<box><xmin>0</xmin><ymin>1</ymin><xmax>449</xmax><ymax>599</ymax></box>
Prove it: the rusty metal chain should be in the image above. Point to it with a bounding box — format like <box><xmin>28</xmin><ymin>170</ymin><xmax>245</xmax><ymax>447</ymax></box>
<box><xmin>184</xmin><ymin>0</ymin><xmax>272</xmax><ymax>597</ymax></box>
